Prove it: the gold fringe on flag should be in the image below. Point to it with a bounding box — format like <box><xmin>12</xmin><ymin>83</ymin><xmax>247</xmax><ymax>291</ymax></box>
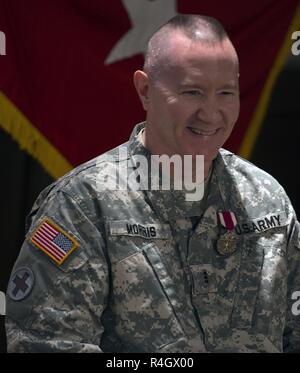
<box><xmin>0</xmin><ymin>91</ymin><xmax>73</xmax><ymax>179</ymax></box>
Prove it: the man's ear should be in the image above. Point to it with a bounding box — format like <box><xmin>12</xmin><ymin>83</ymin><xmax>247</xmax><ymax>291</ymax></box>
<box><xmin>133</xmin><ymin>70</ymin><xmax>151</xmax><ymax>111</ymax></box>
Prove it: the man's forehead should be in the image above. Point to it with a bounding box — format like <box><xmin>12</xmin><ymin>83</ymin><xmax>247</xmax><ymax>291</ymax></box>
<box><xmin>161</xmin><ymin>47</ymin><xmax>238</xmax><ymax>80</ymax></box>
<box><xmin>166</xmin><ymin>33</ymin><xmax>238</xmax><ymax>64</ymax></box>
<box><xmin>179</xmin><ymin>77</ymin><xmax>238</xmax><ymax>87</ymax></box>
<box><xmin>147</xmin><ymin>29</ymin><xmax>239</xmax><ymax>82</ymax></box>
<box><xmin>164</xmin><ymin>36</ymin><xmax>237</xmax><ymax>72</ymax></box>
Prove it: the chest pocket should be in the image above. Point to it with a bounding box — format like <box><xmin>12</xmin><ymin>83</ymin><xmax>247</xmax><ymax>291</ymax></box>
<box><xmin>230</xmin><ymin>235</ymin><xmax>264</xmax><ymax>329</ymax></box>
<box><xmin>106</xmin><ymin>220</ymin><xmax>172</xmax><ymax>263</ymax></box>
<box><xmin>107</xmin><ymin>220</ymin><xmax>189</xmax><ymax>350</ymax></box>
<box><xmin>230</xmin><ymin>226</ymin><xmax>287</xmax><ymax>330</ymax></box>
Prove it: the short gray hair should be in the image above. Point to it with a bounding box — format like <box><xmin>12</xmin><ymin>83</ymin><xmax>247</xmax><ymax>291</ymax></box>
<box><xmin>144</xmin><ymin>14</ymin><xmax>233</xmax><ymax>79</ymax></box>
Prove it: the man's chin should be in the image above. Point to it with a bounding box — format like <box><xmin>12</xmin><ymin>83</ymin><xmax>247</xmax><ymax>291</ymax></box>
<box><xmin>189</xmin><ymin>150</ymin><xmax>219</xmax><ymax>162</ymax></box>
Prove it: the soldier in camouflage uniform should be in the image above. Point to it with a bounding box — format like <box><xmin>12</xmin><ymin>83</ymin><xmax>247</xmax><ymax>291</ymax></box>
<box><xmin>5</xmin><ymin>14</ymin><xmax>300</xmax><ymax>352</ymax></box>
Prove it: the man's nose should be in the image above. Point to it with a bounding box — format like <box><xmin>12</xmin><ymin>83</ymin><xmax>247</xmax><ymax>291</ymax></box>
<box><xmin>196</xmin><ymin>97</ymin><xmax>222</xmax><ymax>124</ymax></box>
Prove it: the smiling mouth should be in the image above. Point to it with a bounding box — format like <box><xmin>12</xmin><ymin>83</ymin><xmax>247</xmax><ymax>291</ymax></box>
<box><xmin>187</xmin><ymin>127</ymin><xmax>219</xmax><ymax>136</ymax></box>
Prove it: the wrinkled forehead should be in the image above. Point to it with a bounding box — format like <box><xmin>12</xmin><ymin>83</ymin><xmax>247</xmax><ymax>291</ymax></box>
<box><xmin>157</xmin><ymin>33</ymin><xmax>239</xmax><ymax>82</ymax></box>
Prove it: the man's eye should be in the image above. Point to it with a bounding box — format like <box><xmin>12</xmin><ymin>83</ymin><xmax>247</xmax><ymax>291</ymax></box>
<box><xmin>182</xmin><ymin>90</ymin><xmax>202</xmax><ymax>96</ymax></box>
<box><xmin>221</xmin><ymin>91</ymin><xmax>234</xmax><ymax>95</ymax></box>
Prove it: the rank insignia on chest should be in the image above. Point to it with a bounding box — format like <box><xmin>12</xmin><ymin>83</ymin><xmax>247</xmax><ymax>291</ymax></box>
<box><xmin>217</xmin><ymin>211</ymin><xmax>238</xmax><ymax>256</ymax></box>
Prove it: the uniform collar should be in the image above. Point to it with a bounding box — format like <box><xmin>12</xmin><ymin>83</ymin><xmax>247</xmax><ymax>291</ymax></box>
<box><xmin>127</xmin><ymin>123</ymin><xmax>251</xmax><ymax>227</ymax></box>
<box><xmin>212</xmin><ymin>150</ymin><xmax>253</xmax><ymax>228</ymax></box>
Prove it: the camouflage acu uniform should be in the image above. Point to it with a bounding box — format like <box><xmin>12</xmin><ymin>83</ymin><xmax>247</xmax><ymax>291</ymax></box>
<box><xmin>5</xmin><ymin>123</ymin><xmax>300</xmax><ymax>352</ymax></box>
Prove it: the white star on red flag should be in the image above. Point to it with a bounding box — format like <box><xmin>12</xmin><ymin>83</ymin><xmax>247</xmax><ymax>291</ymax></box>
<box><xmin>105</xmin><ymin>0</ymin><xmax>177</xmax><ymax>64</ymax></box>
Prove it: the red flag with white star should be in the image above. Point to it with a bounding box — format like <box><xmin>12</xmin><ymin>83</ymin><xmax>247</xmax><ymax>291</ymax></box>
<box><xmin>0</xmin><ymin>0</ymin><xmax>299</xmax><ymax>178</ymax></box>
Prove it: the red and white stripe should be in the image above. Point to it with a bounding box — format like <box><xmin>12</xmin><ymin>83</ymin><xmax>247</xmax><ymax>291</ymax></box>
<box><xmin>31</xmin><ymin>221</ymin><xmax>66</xmax><ymax>261</ymax></box>
<box><xmin>218</xmin><ymin>211</ymin><xmax>237</xmax><ymax>231</ymax></box>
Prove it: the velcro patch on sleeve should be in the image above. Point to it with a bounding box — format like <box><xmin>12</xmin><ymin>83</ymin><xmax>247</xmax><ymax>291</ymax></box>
<box><xmin>30</xmin><ymin>218</ymin><xmax>79</xmax><ymax>265</ymax></box>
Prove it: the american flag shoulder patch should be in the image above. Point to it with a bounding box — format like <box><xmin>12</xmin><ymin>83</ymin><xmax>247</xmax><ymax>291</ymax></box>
<box><xmin>30</xmin><ymin>218</ymin><xmax>79</xmax><ymax>265</ymax></box>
